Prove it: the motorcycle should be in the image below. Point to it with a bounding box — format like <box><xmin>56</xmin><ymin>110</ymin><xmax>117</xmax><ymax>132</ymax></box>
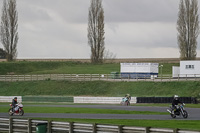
<box><xmin>120</xmin><ymin>97</ymin><xmax>130</xmax><ymax>106</ymax></box>
<box><xmin>167</xmin><ymin>104</ymin><xmax>188</xmax><ymax>119</ymax></box>
<box><xmin>8</xmin><ymin>103</ymin><xmax>24</xmax><ymax>116</ymax></box>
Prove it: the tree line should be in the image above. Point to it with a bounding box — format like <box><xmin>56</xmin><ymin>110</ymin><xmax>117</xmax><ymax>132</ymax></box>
<box><xmin>0</xmin><ymin>0</ymin><xmax>199</xmax><ymax>62</ymax></box>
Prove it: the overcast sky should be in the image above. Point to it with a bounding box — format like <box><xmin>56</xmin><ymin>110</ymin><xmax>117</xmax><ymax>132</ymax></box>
<box><xmin>1</xmin><ymin>0</ymin><xmax>200</xmax><ymax>59</ymax></box>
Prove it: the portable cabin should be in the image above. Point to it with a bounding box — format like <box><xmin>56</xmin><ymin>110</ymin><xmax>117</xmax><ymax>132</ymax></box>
<box><xmin>173</xmin><ymin>60</ymin><xmax>200</xmax><ymax>77</ymax></box>
<box><xmin>120</xmin><ymin>63</ymin><xmax>159</xmax><ymax>79</ymax></box>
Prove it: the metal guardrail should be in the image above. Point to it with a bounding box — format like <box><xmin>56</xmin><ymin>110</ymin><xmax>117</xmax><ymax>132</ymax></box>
<box><xmin>0</xmin><ymin>117</ymin><xmax>200</xmax><ymax>133</ymax></box>
<box><xmin>1</xmin><ymin>74</ymin><xmax>200</xmax><ymax>82</ymax></box>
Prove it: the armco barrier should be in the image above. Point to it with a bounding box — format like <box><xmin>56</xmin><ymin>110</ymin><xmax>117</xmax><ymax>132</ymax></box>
<box><xmin>0</xmin><ymin>96</ymin><xmax>197</xmax><ymax>104</ymax></box>
<box><xmin>22</xmin><ymin>96</ymin><xmax>74</xmax><ymax>103</ymax></box>
<box><xmin>0</xmin><ymin>96</ymin><xmax>22</xmax><ymax>103</ymax></box>
<box><xmin>74</xmin><ymin>97</ymin><xmax>137</xmax><ymax>104</ymax></box>
<box><xmin>0</xmin><ymin>117</ymin><xmax>200</xmax><ymax>133</ymax></box>
<box><xmin>137</xmin><ymin>97</ymin><xmax>197</xmax><ymax>104</ymax></box>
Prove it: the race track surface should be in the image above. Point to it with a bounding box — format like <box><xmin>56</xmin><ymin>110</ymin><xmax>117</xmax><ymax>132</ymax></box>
<box><xmin>0</xmin><ymin>105</ymin><xmax>199</xmax><ymax>120</ymax></box>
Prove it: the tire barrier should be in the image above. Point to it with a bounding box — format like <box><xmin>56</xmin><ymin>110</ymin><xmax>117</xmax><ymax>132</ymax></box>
<box><xmin>136</xmin><ymin>97</ymin><xmax>198</xmax><ymax>104</ymax></box>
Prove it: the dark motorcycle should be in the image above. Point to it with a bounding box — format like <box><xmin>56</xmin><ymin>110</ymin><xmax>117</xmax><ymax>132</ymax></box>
<box><xmin>167</xmin><ymin>104</ymin><xmax>188</xmax><ymax>119</ymax></box>
<box><xmin>8</xmin><ymin>103</ymin><xmax>24</xmax><ymax>116</ymax></box>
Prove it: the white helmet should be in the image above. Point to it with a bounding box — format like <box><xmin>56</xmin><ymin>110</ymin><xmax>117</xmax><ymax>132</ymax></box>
<box><xmin>174</xmin><ymin>95</ymin><xmax>179</xmax><ymax>100</ymax></box>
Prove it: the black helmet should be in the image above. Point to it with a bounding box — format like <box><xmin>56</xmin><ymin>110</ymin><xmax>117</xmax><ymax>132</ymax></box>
<box><xmin>14</xmin><ymin>97</ymin><xmax>17</xmax><ymax>99</ymax></box>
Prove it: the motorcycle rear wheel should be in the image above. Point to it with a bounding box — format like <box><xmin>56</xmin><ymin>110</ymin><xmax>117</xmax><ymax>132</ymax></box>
<box><xmin>8</xmin><ymin>108</ymin><xmax>13</xmax><ymax>116</ymax></box>
<box><xmin>19</xmin><ymin>109</ymin><xmax>24</xmax><ymax>116</ymax></box>
<box><xmin>171</xmin><ymin>114</ymin><xmax>176</xmax><ymax>118</ymax></box>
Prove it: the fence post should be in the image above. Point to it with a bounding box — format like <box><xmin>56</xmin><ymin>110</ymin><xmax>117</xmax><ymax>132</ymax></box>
<box><xmin>118</xmin><ymin>125</ymin><xmax>122</xmax><ymax>133</ymax></box>
<box><xmin>173</xmin><ymin>128</ymin><xmax>179</xmax><ymax>133</ymax></box>
<box><xmin>145</xmin><ymin>127</ymin><xmax>150</xmax><ymax>133</ymax></box>
<box><xmin>92</xmin><ymin>123</ymin><xmax>97</xmax><ymax>133</ymax></box>
<box><xmin>28</xmin><ymin>119</ymin><xmax>32</xmax><ymax>133</ymax></box>
<box><xmin>69</xmin><ymin>122</ymin><xmax>73</xmax><ymax>133</ymax></box>
<box><xmin>9</xmin><ymin>118</ymin><xmax>13</xmax><ymax>133</ymax></box>
<box><xmin>48</xmin><ymin>120</ymin><xmax>52</xmax><ymax>133</ymax></box>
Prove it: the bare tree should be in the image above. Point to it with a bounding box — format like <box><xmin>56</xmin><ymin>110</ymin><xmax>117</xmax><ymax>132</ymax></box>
<box><xmin>0</xmin><ymin>0</ymin><xmax>18</xmax><ymax>61</ymax></box>
<box><xmin>88</xmin><ymin>0</ymin><xmax>105</xmax><ymax>63</ymax></box>
<box><xmin>177</xmin><ymin>0</ymin><xmax>199</xmax><ymax>60</ymax></box>
<box><xmin>0</xmin><ymin>48</ymin><xmax>6</xmax><ymax>59</ymax></box>
<box><xmin>103</xmin><ymin>49</ymin><xmax>116</xmax><ymax>63</ymax></box>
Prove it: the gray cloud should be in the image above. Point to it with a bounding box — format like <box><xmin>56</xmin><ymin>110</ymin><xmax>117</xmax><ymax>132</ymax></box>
<box><xmin>0</xmin><ymin>0</ymin><xmax>200</xmax><ymax>58</ymax></box>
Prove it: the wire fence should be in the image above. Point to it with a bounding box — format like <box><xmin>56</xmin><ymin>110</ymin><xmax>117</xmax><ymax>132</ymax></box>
<box><xmin>0</xmin><ymin>117</ymin><xmax>200</xmax><ymax>133</ymax></box>
<box><xmin>1</xmin><ymin>74</ymin><xmax>200</xmax><ymax>82</ymax></box>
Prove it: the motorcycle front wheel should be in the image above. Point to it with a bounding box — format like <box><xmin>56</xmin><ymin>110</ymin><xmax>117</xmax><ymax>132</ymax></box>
<box><xmin>8</xmin><ymin>108</ymin><xmax>13</xmax><ymax>116</ymax></box>
<box><xmin>182</xmin><ymin>110</ymin><xmax>188</xmax><ymax>118</ymax></box>
<box><xmin>19</xmin><ymin>109</ymin><xmax>24</xmax><ymax>116</ymax></box>
<box><xmin>126</xmin><ymin>101</ymin><xmax>130</xmax><ymax>106</ymax></box>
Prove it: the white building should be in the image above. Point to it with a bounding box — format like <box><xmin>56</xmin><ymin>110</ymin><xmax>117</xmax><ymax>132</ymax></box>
<box><xmin>173</xmin><ymin>60</ymin><xmax>200</xmax><ymax>77</ymax></box>
<box><xmin>120</xmin><ymin>63</ymin><xmax>159</xmax><ymax>79</ymax></box>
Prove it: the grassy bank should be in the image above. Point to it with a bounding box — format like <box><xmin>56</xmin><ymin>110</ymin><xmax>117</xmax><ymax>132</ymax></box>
<box><xmin>0</xmin><ymin>81</ymin><xmax>200</xmax><ymax>97</ymax></box>
<box><xmin>0</xmin><ymin>61</ymin><xmax>178</xmax><ymax>75</ymax></box>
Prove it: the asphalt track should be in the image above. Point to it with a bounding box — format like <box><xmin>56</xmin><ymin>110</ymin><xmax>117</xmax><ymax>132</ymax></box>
<box><xmin>0</xmin><ymin>105</ymin><xmax>200</xmax><ymax>120</ymax></box>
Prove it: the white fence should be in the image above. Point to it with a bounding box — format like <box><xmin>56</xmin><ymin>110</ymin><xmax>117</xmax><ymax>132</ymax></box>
<box><xmin>74</xmin><ymin>97</ymin><xmax>137</xmax><ymax>104</ymax></box>
<box><xmin>1</xmin><ymin>74</ymin><xmax>200</xmax><ymax>82</ymax></box>
<box><xmin>0</xmin><ymin>117</ymin><xmax>200</xmax><ymax>133</ymax></box>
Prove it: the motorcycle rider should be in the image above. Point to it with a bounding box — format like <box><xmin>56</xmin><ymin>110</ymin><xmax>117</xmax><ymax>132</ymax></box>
<box><xmin>171</xmin><ymin>95</ymin><xmax>184</xmax><ymax>114</ymax></box>
<box><xmin>125</xmin><ymin>94</ymin><xmax>131</xmax><ymax>102</ymax></box>
<box><xmin>12</xmin><ymin>97</ymin><xmax>18</xmax><ymax>113</ymax></box>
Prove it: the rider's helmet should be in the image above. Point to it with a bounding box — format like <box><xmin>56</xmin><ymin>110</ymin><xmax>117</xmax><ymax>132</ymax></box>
<box><xmin>14</xmin><ymin>97</ymin><xmax>17</xmax><ymax>101</ymax></box>
<box><xmin>174</xmin><ymin>95</ymin><xmax>179</xmax><ymax>100</ymax></box>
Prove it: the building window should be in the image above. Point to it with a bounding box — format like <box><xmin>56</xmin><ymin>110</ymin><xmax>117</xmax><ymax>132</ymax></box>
<box><xmin>186</xmin><ymin>65</ymin><xmax>194</xmax><ymax>69</ymax></box>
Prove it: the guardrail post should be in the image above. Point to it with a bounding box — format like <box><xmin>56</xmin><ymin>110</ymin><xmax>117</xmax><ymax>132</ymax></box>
<box><xmin>178</xmin><ymin>74</ymin><xmax>179</xmax><ymax>81</ymax></box>
<box><xmin>28</xmin><ymin>119</ymin><xmax>32</xmax><ymax>133</ymax></box>
<box><xmin>145</xmin><ymin>127</ymin><xmax>150</xmax><ymax>133</ymax></box>
<box><xmin>118</xmin><ymin>125</ymin><xmax>122</xmax><ymax>133</ymax></box>
<box><xmin>173</xmin><ymin>128</ymin><xmax>179</xmax><ymax>133</ymax></box>
<box><xmin>92</xmin><ymin>123</ymin><xmax>96</xmax><ymax>133</ymax></box>
<box><xmin>9</xmin><ymin>118</ymin><xmax>13</xmax><ymax>133</ymax></box>
<box><xmin>48</xmin><ymin>120</ymin><xmax>52</xmax><ymax>133</ymax></box>
<box><xmin>69</xmin><ymin>122</ymin><xmax>73</xmax><ymax>133</ymax></box>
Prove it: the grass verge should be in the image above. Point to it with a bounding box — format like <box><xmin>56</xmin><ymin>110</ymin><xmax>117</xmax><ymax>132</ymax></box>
<box><xmin>0</xmin><ymin>106</ymin><xmax>167</xmax><ymax>115</ymax></box>
<box><xmin>32</xmin><ymin>118</ymin><xmax>200</xmax><ymax>131</ymax></box>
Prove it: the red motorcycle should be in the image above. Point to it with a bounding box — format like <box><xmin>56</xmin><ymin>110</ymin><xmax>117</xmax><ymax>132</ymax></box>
<box><xmin>8</xmin><ymin>103</ymin><xmax>24</xmax><ymax>116</ymax></box>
